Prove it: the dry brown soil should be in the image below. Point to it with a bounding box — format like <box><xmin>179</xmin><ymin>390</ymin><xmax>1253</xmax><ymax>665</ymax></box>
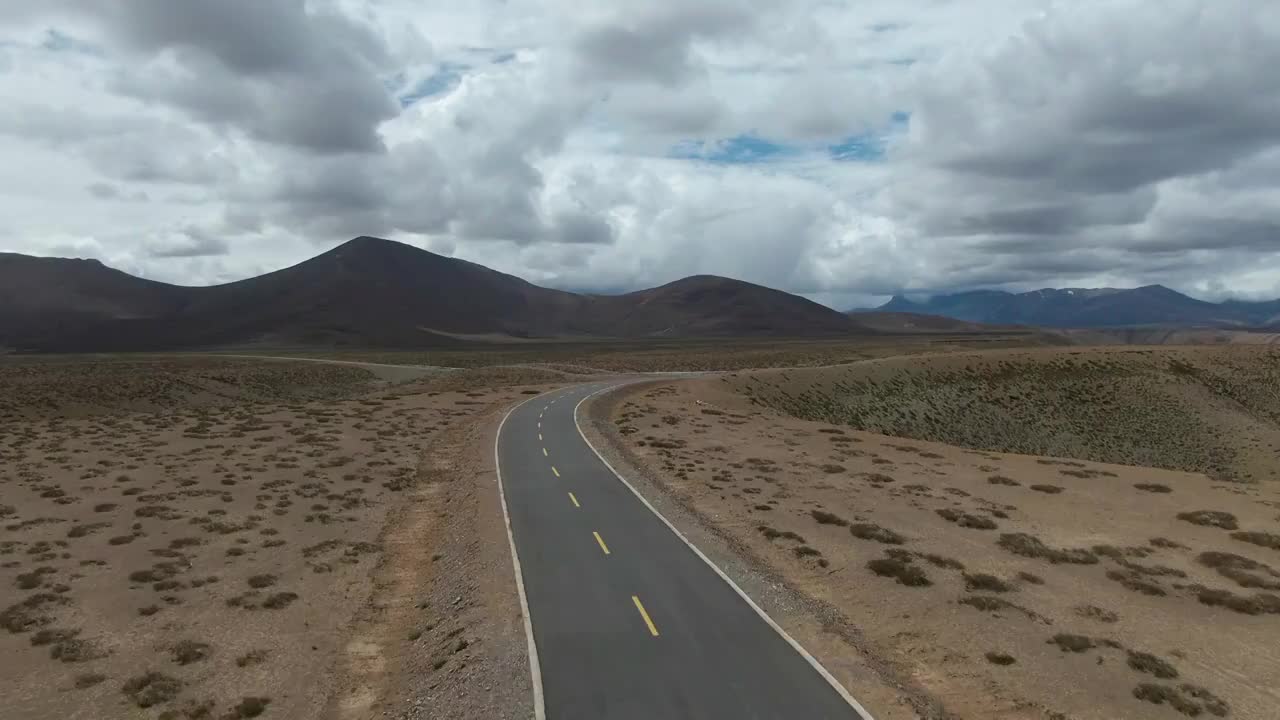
<box><xmin>593</xmin><ymin>347</ymin><xmax>1280</xmax><ymax>720</ymax></box>
<box><xmin>0</xmin><ymin>357</ymin><xmax>552</xmax><ymax>720</ymax></box>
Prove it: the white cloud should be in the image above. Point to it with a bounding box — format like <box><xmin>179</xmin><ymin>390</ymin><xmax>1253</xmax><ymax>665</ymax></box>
<box><xmin>1</xmin><ymin>0</ymin><xmax>1278</xmax><ymax>305</ymax></box>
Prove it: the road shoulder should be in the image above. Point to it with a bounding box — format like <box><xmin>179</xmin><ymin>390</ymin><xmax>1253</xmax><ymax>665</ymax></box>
<box><xmin>326</xmin><ymin>396</ymin><xmax>536</xmax><ymax>720</ymax></box>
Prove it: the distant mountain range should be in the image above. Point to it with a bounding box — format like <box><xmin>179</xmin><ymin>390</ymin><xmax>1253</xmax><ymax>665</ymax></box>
<box><xmin>1</xmin><ymin>236</ymin><xmax>985</xmax><ymax>352</ymax></box>
<box><xmin>857</xmin><ymin>286</ymin><xmax>1280</xmax><ymax>329</ymax></box>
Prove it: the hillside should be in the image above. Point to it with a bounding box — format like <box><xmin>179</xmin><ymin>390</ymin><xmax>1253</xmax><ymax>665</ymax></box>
<box><xmin>847</xmin><ymin>311</ymin><xmax>999</xmax><ymax>333</ymax></box>
<box><xmin>0</xmin><ymin>237</ymin><xmax>877</xmax><ymax>351</ymax></box>
<box><xmin>727</xmin><ymin>345</ymin><xmax>1280</xmax><ymax>483</ymax></box>
<box><xmin>869</xmin><ymin>285</ymin><xmax>1280</xmax><ymax>328</ymax></box>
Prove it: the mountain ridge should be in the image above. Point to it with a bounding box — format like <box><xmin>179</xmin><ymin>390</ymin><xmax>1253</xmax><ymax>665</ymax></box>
<box><xmin>862</xmin><ymin>285</ymin><xmax>1280</xmax><ymax>328</ymax></box>
<box><xmin>0</xmin><ymin>236</ymin><xmax>882</xmax><ymax>351</ymax></box>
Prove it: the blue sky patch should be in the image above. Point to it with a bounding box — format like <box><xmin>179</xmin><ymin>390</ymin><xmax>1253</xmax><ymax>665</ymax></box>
<box><xmin>671</xmin><ymin>113</ymin><xmax>910</xmax><ymax>166</ymax></box>
<box><xmin>397</xmin><ymin>63</ymin><xmax>467</xmax><ymax>108</ymax></box>
<box><xmin>828</xmin><ymin>112</ymin><xmax>910</xmax><ymax>162</ymax></box>
<box><xmin>671</xmin><ymin>134</ymin><xmax>800</xmax><ymax>164</ymax></box>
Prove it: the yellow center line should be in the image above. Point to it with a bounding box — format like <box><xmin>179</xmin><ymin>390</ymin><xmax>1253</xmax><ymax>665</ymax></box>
<box><xmin>542</xmin><ymin>447</ymin><xmax>548</xmax><ymax>457</ymax></box>
<box><xmin>568</xmin><ymin>492</ymin><xmax>580</xmax><ymax>507</ymax></box>
<box><xmin>552</xmin><ymin>466</ymin><xmax>560</xmax><ymax>478</ymax></box>
<box><xmin>632</xmin><ymin>595</ymin><xmax>660</xmax><ymax>636</ymax></box>
<box><xmin>593</xmin><ymin>531</ymin><xmax>610</xmax><ymax>555</ymax></box>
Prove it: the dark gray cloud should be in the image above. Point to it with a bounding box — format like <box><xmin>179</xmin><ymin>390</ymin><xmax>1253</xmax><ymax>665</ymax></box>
<box><xmin>75</xmin><ymin>0</ymin><xmax>399</xmax><ymax>153</ymax></box>
<box><xmin>883</xmin><ymin>0</ymin><xmax>1280</xmax><ymax>298</ymax></box>
<box><xmin>572</xmin><ymin>4</ymin><xmax>755</xmax><ymax>87</ymax></box>
<box><xmin>3</xmin><ymin>0</ymin><xmax>1280</xmax><ymax>306</ymax></box>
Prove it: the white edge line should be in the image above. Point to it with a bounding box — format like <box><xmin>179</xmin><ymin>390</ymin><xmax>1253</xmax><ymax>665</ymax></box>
<box><xmin>495</xmin><ymin>390</ymin><xmax>554</xmax><ymax>720</ymax></box>
<box><xmin>572</xmin><ymin>382</ymin><xmax>878</xmax><ymax>720</ymax></box>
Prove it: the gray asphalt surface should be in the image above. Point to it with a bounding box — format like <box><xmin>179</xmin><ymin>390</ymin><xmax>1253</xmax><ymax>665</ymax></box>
<box><xmin>497</xmin><ymin>381</ymin><xmax>870</xmax><ymax>720</ymax></box>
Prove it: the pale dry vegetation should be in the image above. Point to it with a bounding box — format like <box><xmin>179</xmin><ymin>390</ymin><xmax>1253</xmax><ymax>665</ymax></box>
<box><xmin>598</xmin><ymin>347</ymin><xmax>1280</xmax><ymax>720</ymax></box>
<box><xmin>727</xmin><ymin>345</ymin><xmax>1280</xmax><ymax>484</ymax></box>
<box><xmin>0</xmin><ymin>356</ymin><xmax>545</xmax><ymax>719</ymax></box>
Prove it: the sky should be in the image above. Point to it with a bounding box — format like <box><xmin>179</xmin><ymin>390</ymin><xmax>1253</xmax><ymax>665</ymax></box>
<box><xmin>1</xmin><ymin>1</ymin><xmax>1278</xmax><ymax>310</ymax></box>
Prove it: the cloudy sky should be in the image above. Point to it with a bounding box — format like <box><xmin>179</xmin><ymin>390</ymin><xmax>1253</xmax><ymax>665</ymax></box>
<box><xmin>1</xmin><ymin>1</ymin><xmax>1277</xmax><ymax>308</ymax></box>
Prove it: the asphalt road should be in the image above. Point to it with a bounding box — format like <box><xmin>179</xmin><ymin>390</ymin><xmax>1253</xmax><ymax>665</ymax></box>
<box><xmin>497</xmin><ymin>381</ymin><xmax>872</xmax><ymax>720</ymax></box>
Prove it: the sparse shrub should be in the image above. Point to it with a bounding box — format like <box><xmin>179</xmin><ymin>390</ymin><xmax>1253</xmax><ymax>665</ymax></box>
<box><xmin>957</xmin><ymin>596</ymin><xmax>1042</xmax><ymax>621</ymax></box>
<box><xmin>262</xmin><ymin>592</ymin><xmax>298</xmax><ymax>610</ymax></box>
<box><xmin>51</xmin><ymin>637</ymin><xmax>107</xmax><ymax>663</ymax></box>
<box><xmin>920</xmin><ymin>554</ymin><xmax>965</xmax><ymax>570</ymax></box>
<box><xmin>849</xmin><ymin>523</ymin><xmax>905</xmax><ymax>545</ymax></box>
<box><xmin>1135</xmin><ymin>483</ymin><xmax>1172</xmax><ymax>493</ymax></box>
<box><xmin>757</xmin><ymin>525</ymin><xmax>805</xmax><ymax>543</ymax></box>
<box><xmin>1151</xmin><ymin>537</ymin><xmax>1187</xmax><ymax>549</ymax></box>
<box><xmin>998</xmin><ymin>533</ymin><xmax>1097</xmax><ymax>564</ymax></box>
<box><xmin>171</xmin><ymin>640</ymin><xmax>211</xmax><ymax>665</ymax></box>
<box><xmin>810</xmin><ymin>510</ymin><xmax>848</xmax><ymax>527</ymax></box>
<box><xmin>15</xmin><ymin>566</ymin><xmax>54</xmax><ymax>590</ymax></box>
<box><xmin>985</xmin><ymin>651</ymin><xmax>1016</xmax><ymax>665</ymax></box>
<box><xmin>1177</xmin><ymin>510</ymin><xmax>1238</xmax><ymax>530</ymax></box>
<box><xmin>1017</xmin><ymin>571</ymin><xmax>1044</xmax><ymax>585</ymax></box>
<box><xmin>138</xmin><ymin>605</ymin><xmax>161</xmax><ymax>617</ymax></box>
<box><xmin>31</xmin><ymin>627</ymin><xmax>77</xmax><ymax>646</ymax></box>
<box><xmin>122</xmin><ymin>671</ymin><xmax>182</xmax><ymax>708</ymax></box>
<box><xmin>1198</xmin><ymin>551</ymin><xmax>1280</xmax><ymax>590</ymax></box>
<box><xmin>820</xmin><ymin>464</ymin><xmax>845</xmax><ymax>474</ymax></box>
<box><xmin>74</xmin><ymin>672</ymin><xmax>107</xmax><ymax>689</ymax></box>
<box><xmin>987</xmin><ymin>475</ymin><xmax>1020</xmax><ymax>486</ymax></box>
<box><xmin>1048</xmin><ymin>633</ymin><xmax>1094</xmax><ymax>653</ymax></box>
<box><xmin>1195</xmin><ymin>587</ymin><xmax>1280</xmax><ymax>615</ymax></box>
<box><xmin>247</xmin><ymin>574</ymin><xmax>278</xmax><ymax>589</ymax></box>
<box><xmin>1</xmin><ymin>592</ymin><xmax>70</xmax><ymax>633</ymax></box>
<box><xmin>1074</xmin><ymin>605</ymin><xmax>1118</xmax><ymax>623</ymax></box>
<box><xmin>236</xmin><ymin>649</ymin><xmax>269</xmax><ymax>667</ymax></box>
<box><xmin>1127</xmin><ymin>650</ymin><xmax>1178</xmax><ymax>679</ymax></box>
<box><xmin>225</xmin><ymin>697</ymin><xmax>271</xmax><ymax>718</ymax></box>
<box><xmin>1181</xmin><ymin>684</ymin><xmax>1230</xmax><ymax>717</ymax></box>
<box><xmin>793</xmin><ymin>545</ymin><xmax>822</xmax><ymax>559</ymax></box>
<box><xmin>1231</xmin><ymin>531</ymin><xmax>1280</xmax><ymax>551</ymax></box>
<box><xmin>1133</xmin><ymin>683</ymin><xmax>1227</xmax><ymax>717</ymax></box>
<box><xmin>163</xmin><ymin>698</ymin><xmax>215</xmax><ymax>719</ymax></box>
<box><xmin>936</xmin><ymin>508</ymin><xmax>997</xmax><ymax>530</ymax></box>
<box><xmin>1030</xmin><ymin>484</ymin><xmax>1063</xmax><ymax>494</ymax></box>
<box><xmin>1106</xmin><ymin>570</ymin><xmax>1167</xmax><ymax>596</ymax></box>
<box><xmin>964</xmin><ymin>573</ymin><xmax>1014</xmax><ymax>593</ymax></box>
<box><xmin>867</xmin><ymin>557</ymin><xmax>930</xmax><ymax>586</ymax></box>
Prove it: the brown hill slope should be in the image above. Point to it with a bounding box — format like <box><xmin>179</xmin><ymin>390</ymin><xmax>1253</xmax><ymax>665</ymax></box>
<box><xmin>0</xmin><ymin>253</ymin><xmax>187</xmax><ymax>345</ymax></box>
<box><xmin>1</xmin><ymin>237</ymin><xmax>872</xmax><ymax>351</ymax></box>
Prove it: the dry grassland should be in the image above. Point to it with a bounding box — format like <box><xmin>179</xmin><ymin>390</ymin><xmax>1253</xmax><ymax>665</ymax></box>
<box><xmin>595</xmin><ymin>346</ymin><xmax>1280</xmax><ymax>720</ymax></box>
<box><xmin>0</xmin><ymin>357</ymin><xmax>553</xmax><ymax>720</ymax></box>
<box><xmin>260</xmin><ymin>333</ymin><xmax>1051</xmax><ymax>373</ymax></box>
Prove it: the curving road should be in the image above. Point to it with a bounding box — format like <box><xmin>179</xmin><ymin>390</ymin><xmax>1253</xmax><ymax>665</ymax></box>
<box><xmin>496</xmin><ymin>381</ymin><xmax>872</xmax><ymax>720</ymax></box>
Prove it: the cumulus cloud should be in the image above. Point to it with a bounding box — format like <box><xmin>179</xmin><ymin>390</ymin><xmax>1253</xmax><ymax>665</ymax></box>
<box><xmin>1</xmin><ymin>0</ymin><xmax>1278</xmax><ymax>303</ymax></box>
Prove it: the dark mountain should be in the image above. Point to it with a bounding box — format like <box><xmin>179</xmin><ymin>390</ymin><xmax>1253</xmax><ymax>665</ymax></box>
<box><xmin>862</xmin><ymin>285</ymin><xmax>1279</xmax><ymax>328</ymax></box>
<box><xmin>848</xmin><ymin>311</ymin><xmax>999</xmax><ymax>333</ymax></box>
<box><xmin>0</xmin><ymin>237</ymin><xmax>881</xmax><ymax>352</ymax></box>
